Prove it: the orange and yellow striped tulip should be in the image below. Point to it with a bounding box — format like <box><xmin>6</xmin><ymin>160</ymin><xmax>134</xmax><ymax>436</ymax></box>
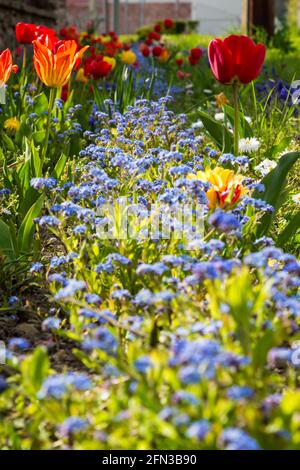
<box><xmin>33</xmin><ymin>39</ymin><xmax>88</xmax><ymax>88</ymax></box>
<box><xmin>0</xmin><ymin>49</ymin><xmax>18</xmax><ymax>86</ymax></box>
<box><xmin>188</xmin><ymin>167</ymin><xmax>247</xmax><ymax>209</ymax></box>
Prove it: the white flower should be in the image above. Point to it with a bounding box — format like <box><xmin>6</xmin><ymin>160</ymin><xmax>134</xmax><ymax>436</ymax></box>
<box><xmin>239</xmin><ymin>137</ymin><xmax>260</xmax><ymax>153</ymax></box>
<box><xmin>185</xmin><ymin>83</ymin><xmax>193</xmax><ymax>90</ymax></box>
<box><xmin>292</xmin><ymin>193</ymin><xmax>300</xmax><ymax>205</ymax></box>
<box><xmin>215</xmin><ymin>112</ymin><xmax>225</xmax><ymax>121</ymax></box>
<box><xmin>192</xmin><ymin>120</ymin><xmax>204</xmax><ymax>129</ymax></box>
<box><xmin>255</xmin><ymin>158</ymin><xmax>277</xmax><ymax>177</ymax></box>
<box><xmin>245</xmin><ymin>116</ymin><xmax>252</xmax><ymax>124</ymax></box>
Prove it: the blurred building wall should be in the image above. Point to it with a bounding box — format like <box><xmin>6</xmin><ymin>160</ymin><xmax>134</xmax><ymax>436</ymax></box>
<box><xmin>0</xmin><ymin>0</ymin><xmax>65</xmax><ymax>48</ymax></box>
<box><xmin>66</xmin><ymin>0</ymin><xmax>192</xmax><ymax>33</ymax></box>
<box><xmin>65</xmin><ymin>0</ymin><xmax>246</xmax><ymax>35</ymax></box>
<box><xmin>192</xmin><ymin>0</ymin><xmax>242</xmax><ymax>35</ymax></box>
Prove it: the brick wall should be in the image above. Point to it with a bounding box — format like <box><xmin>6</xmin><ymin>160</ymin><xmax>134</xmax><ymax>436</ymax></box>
<box><xmin>66</xmin><ymin>1</ymin><xmax>192</xmax><ymax>34</ymax></box>
<box><xmin>0</xmin><ymin>0</ymin><xmax>66</xmax><ymax>48</ymax></box>
<box><xmin>66</xmin><ymin>0</ymin><xmax>106</xmax><ymax>31</ymax></box>
<box><xmin>115</xmin><ymin>2</ymin><xmax>192</xmax><ymax>34</ymax></box>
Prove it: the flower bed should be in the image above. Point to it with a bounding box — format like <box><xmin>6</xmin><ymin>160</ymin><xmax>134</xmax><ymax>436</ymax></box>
<box><xmin>0</xmin><ymin>20</ymin><xmax>299</xmax><ymax>450</ymax></box>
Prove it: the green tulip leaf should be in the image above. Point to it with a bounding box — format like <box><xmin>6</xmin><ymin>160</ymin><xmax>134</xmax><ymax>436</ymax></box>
<box><xmin>277</xmin><ymin>210</ymin><xmax>300</xmax><ymax>246</ymax></box>
<box><xmin>197</xmin><ymin>109</ymin><xmax>233</xmax><ymax>153</ymax></box>
<box><xmin>254</xmin><ymin>151</ymin><xmax>300</xmax><ymax>236</ymax></box>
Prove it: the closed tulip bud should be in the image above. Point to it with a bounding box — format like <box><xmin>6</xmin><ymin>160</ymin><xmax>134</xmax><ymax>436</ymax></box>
<box><xmin>148</xmin><ymin>31</ymin><xmax>161</xmax><ymax>41</ymax></box>
<box><xmin>15</xmin><ymin>22</ymin><xmax>37</xmax><ymax>44</ymax></box>
<box><xmin>164</xmin><ymin>19</ymin><xmax>173</xmax><ymax>29</ymax></box>
<box><xmin>152</xmin><ymin>45</ymin><xmax>163</xmax><ymax>57</ymax></box>
<box><xmin>190</xmin><ymin>47</ymin><xmax>202</xmax><ymax>60</ymax></box>
<box><xmin>140</xmin><ymin>44</ymin><xmax>150</xmax><ymax>57</ymax></box>
<box><xmin>208</xmin><ymin>35</ymin><xmax>266</xmax><ymax>85</ymax></box>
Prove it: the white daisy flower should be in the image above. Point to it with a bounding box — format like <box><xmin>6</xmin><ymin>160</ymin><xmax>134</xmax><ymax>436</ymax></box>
<box><xmin>215</xmin><ymin>112</ymin><xmax>225</xmax><ymax>121</ymax></box>
<box><xmin>192</xmin><ymin>120</ymin><xmax>204</xmax><ymax>129</ymax></box>
<box><xmin>239</xmin><ymin>137</ymin><xmax>261</xmax><ymax>153</ymax></box>
<box><xmin>292</xmin><ymin>193</ymin><xmax>300</xmax><ymax>205</ymax></box>
<box><xmin>255</xmin><ymin>158</ymin><xmax>277</xmax><ymax>177</ymax></box>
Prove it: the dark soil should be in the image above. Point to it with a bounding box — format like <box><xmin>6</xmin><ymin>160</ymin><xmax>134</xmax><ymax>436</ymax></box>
<box><xmin>0</xmin><ymin>283</ymin><xmax>85</xmax><ymax>372</ymax></box>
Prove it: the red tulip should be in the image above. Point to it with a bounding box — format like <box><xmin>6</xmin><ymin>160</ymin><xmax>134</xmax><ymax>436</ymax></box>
<box><xmin>92</xmin><ymin>60</ymin><xmax>112</xmax><ymax>78</ymax></box>
<box><xmin>188</xmin><ymin>56</ymin><xmax>198</xmax><ymax>66</ymax></box>
<box><xmin>84</xmin><ymin>56</ymin><xmax>112</xmax><ymax>79</ymax></box>
<box><xmin>61</xmin><ymin>84</ymin><xmax>69</xmax><ymax>102</ymax></box>
<box><xmin>36</xmin><ymin>25</ymin><xmax>57</xmax><ymax>42</ymax></box>
<box><xmin>59</xmin><ymin>26</ymin><xmax>78</xmax><ymax>41</ymax></box>
<box><xmin>83</xmin><ymin>57</ymin><xmax>95</xmax><ymax>77</ymax></box>
<box><xmin>164</xmin><ymin>19</ymin><xmax>173</xmax><ymax>29</ymax></box>
<box><xmin>140</xmin><ymin>44</ymin><xmax>150</xmax><ymax>57</ymax></box>
<box><xmin>15</xmin><ymin>23</ymin><xmax>37</xmax><ymax>44</ymax></box>
<box><xmin>154</xmin><ymin>23</ymin><xmax>161</xmax><ymax>33</ymax></box>
<box><xmin>60</xmin><ymin>27</ymin><xmax>67</xmax><ymax>38</ymax></box>
<box><xmin>152</xmin><ymin>46</ymin><xmax>162</xmax><ymax>57</ymax></box>
<box><xmin>16</xmin><ymin>23</ymin><xmax>58</xmax><ymax>45</ymax></box>
<box><xmin>89</xmin><ymin>47</ymin><xmax>97</xmax><ymax>59</ymax></box>
<box><xmin>176</xmin><ymin>58</ymin><xmax>184</xmax><ymax>68</ymax></box>
<box><xmin>190</xmin><ymin>48</ymin><xmax>202</xmax><ymax>60</ymax></box>
<box><xmin>208</xmin><ymin>34</ymin><xmax>266</xmax><ymax>85</ymax></box>
<box><xmin>148</xmin><ymin>31</ymin><xmax>161</xmax><ymax>41</ymax></box>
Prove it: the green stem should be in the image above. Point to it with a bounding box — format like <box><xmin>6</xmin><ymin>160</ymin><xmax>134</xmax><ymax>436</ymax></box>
<box><xmin>232</xmin><ymin>83</ymin><xmax>240</xmax><ymax>156</ymax></box>
<box><xmin>41</xmin><ymin>87</ymin><xmax>56</xmax><ymax>173</ymax></box>
<box><xmin>22</xmin><ymin>46</ymin><xmax>27</xmax><ymax>74</ymax></box>
<box><xmin>19</xmin><ymin>47</ymin><xmax>27</xmax><ymax>116</ymax></box>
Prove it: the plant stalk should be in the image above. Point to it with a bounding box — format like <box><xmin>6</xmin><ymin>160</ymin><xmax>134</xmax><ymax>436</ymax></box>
<box><xmin>41</xmin><ymin>87</ymin><xmax>56</xmax><ymax>173</ymax></box>
<box><xmin>232</xmin><ymin>83</ymin><xmax>240</xmax><ymax>156</ymax></box>
<box><xmin>19</xmin><ymin>46</ymin><xmax>27</xmax><ymax>115</ymax></box>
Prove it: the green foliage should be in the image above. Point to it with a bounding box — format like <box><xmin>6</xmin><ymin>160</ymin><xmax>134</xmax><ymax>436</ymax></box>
<box><xmin>254</xmin><ymin>152</ymin><xmax>300</xmax><ymax>238</ymax></box>
<box><xmin>208</xmin><ymin>268</ymin><xmax>271</xmax><ymax>356</ymax></box>
<box><xmin>0</xmin><ymin>219</ymin><xmax>17</xmax><ymax>260</ymax></box>
<box><xmin>277</xmin><ymin>211</ymin><xmax>300</xmax><ymax>247</ymax></box>
<box><xmin>197</xmin><ymin>109</ymin><xmax>233</xmax><ymax>152</ymax></box>
<box><xmin>136</xmin><ymin>20</ymin><xmax>199</xmax><ymax>39</ymax></box>
<box><xmin>21</xmin><ymin>347</ymin><xmax>50</xmax><ymax>395</ymax></box>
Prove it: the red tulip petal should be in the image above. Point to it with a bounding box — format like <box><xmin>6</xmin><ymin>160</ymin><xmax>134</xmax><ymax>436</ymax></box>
<box><xmin>237</xmin><ymin>43</ymin><xmax>266</xmax><ymax>84</ymax></box>
<box><xmin>224</xmin><ymin>35</ymin><xmax>252</xmax><ymax>81</ymax></box>
<box><xmin>208</xmin><ymin>39</ymin><xmax>234</xmax><ymax>84</ymax></box>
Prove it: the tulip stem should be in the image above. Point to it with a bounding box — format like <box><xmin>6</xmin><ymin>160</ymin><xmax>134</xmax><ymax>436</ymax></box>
<box><xmin>22</xmin><ymin>46</ymin><xmax>26</xmax><ymax>73</ymax></box>
<box><xmin>41</xmin><ymin>87</ymin><xmax>56</xmax><ymax>173</ymax></box>
<box><xmin>19</xmin><ymin>47</ymin><xmax>27</xmax><ymax>116</ymax></box>
<box><xmin>232</xmin><ymin>83</ymin><xmax>239</xmax><ymax>156</ymax></box>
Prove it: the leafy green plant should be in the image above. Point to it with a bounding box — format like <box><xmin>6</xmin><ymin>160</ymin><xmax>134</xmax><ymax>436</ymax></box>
<box><xmin>197</xmin><ymin>109</ymin><xmax>233</xmax><ymax>153</ymax></box>
<box><xmin>254</xmin><ymin>151</ymin><xmax>300</xmax><ymax>240</ymax></box>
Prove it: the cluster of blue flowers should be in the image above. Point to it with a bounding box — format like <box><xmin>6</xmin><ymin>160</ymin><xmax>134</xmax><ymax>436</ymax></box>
<box><xmin>6</xmin><ymin>97</ymin><xmax>298</xmax><ymax>450</ymax></box>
